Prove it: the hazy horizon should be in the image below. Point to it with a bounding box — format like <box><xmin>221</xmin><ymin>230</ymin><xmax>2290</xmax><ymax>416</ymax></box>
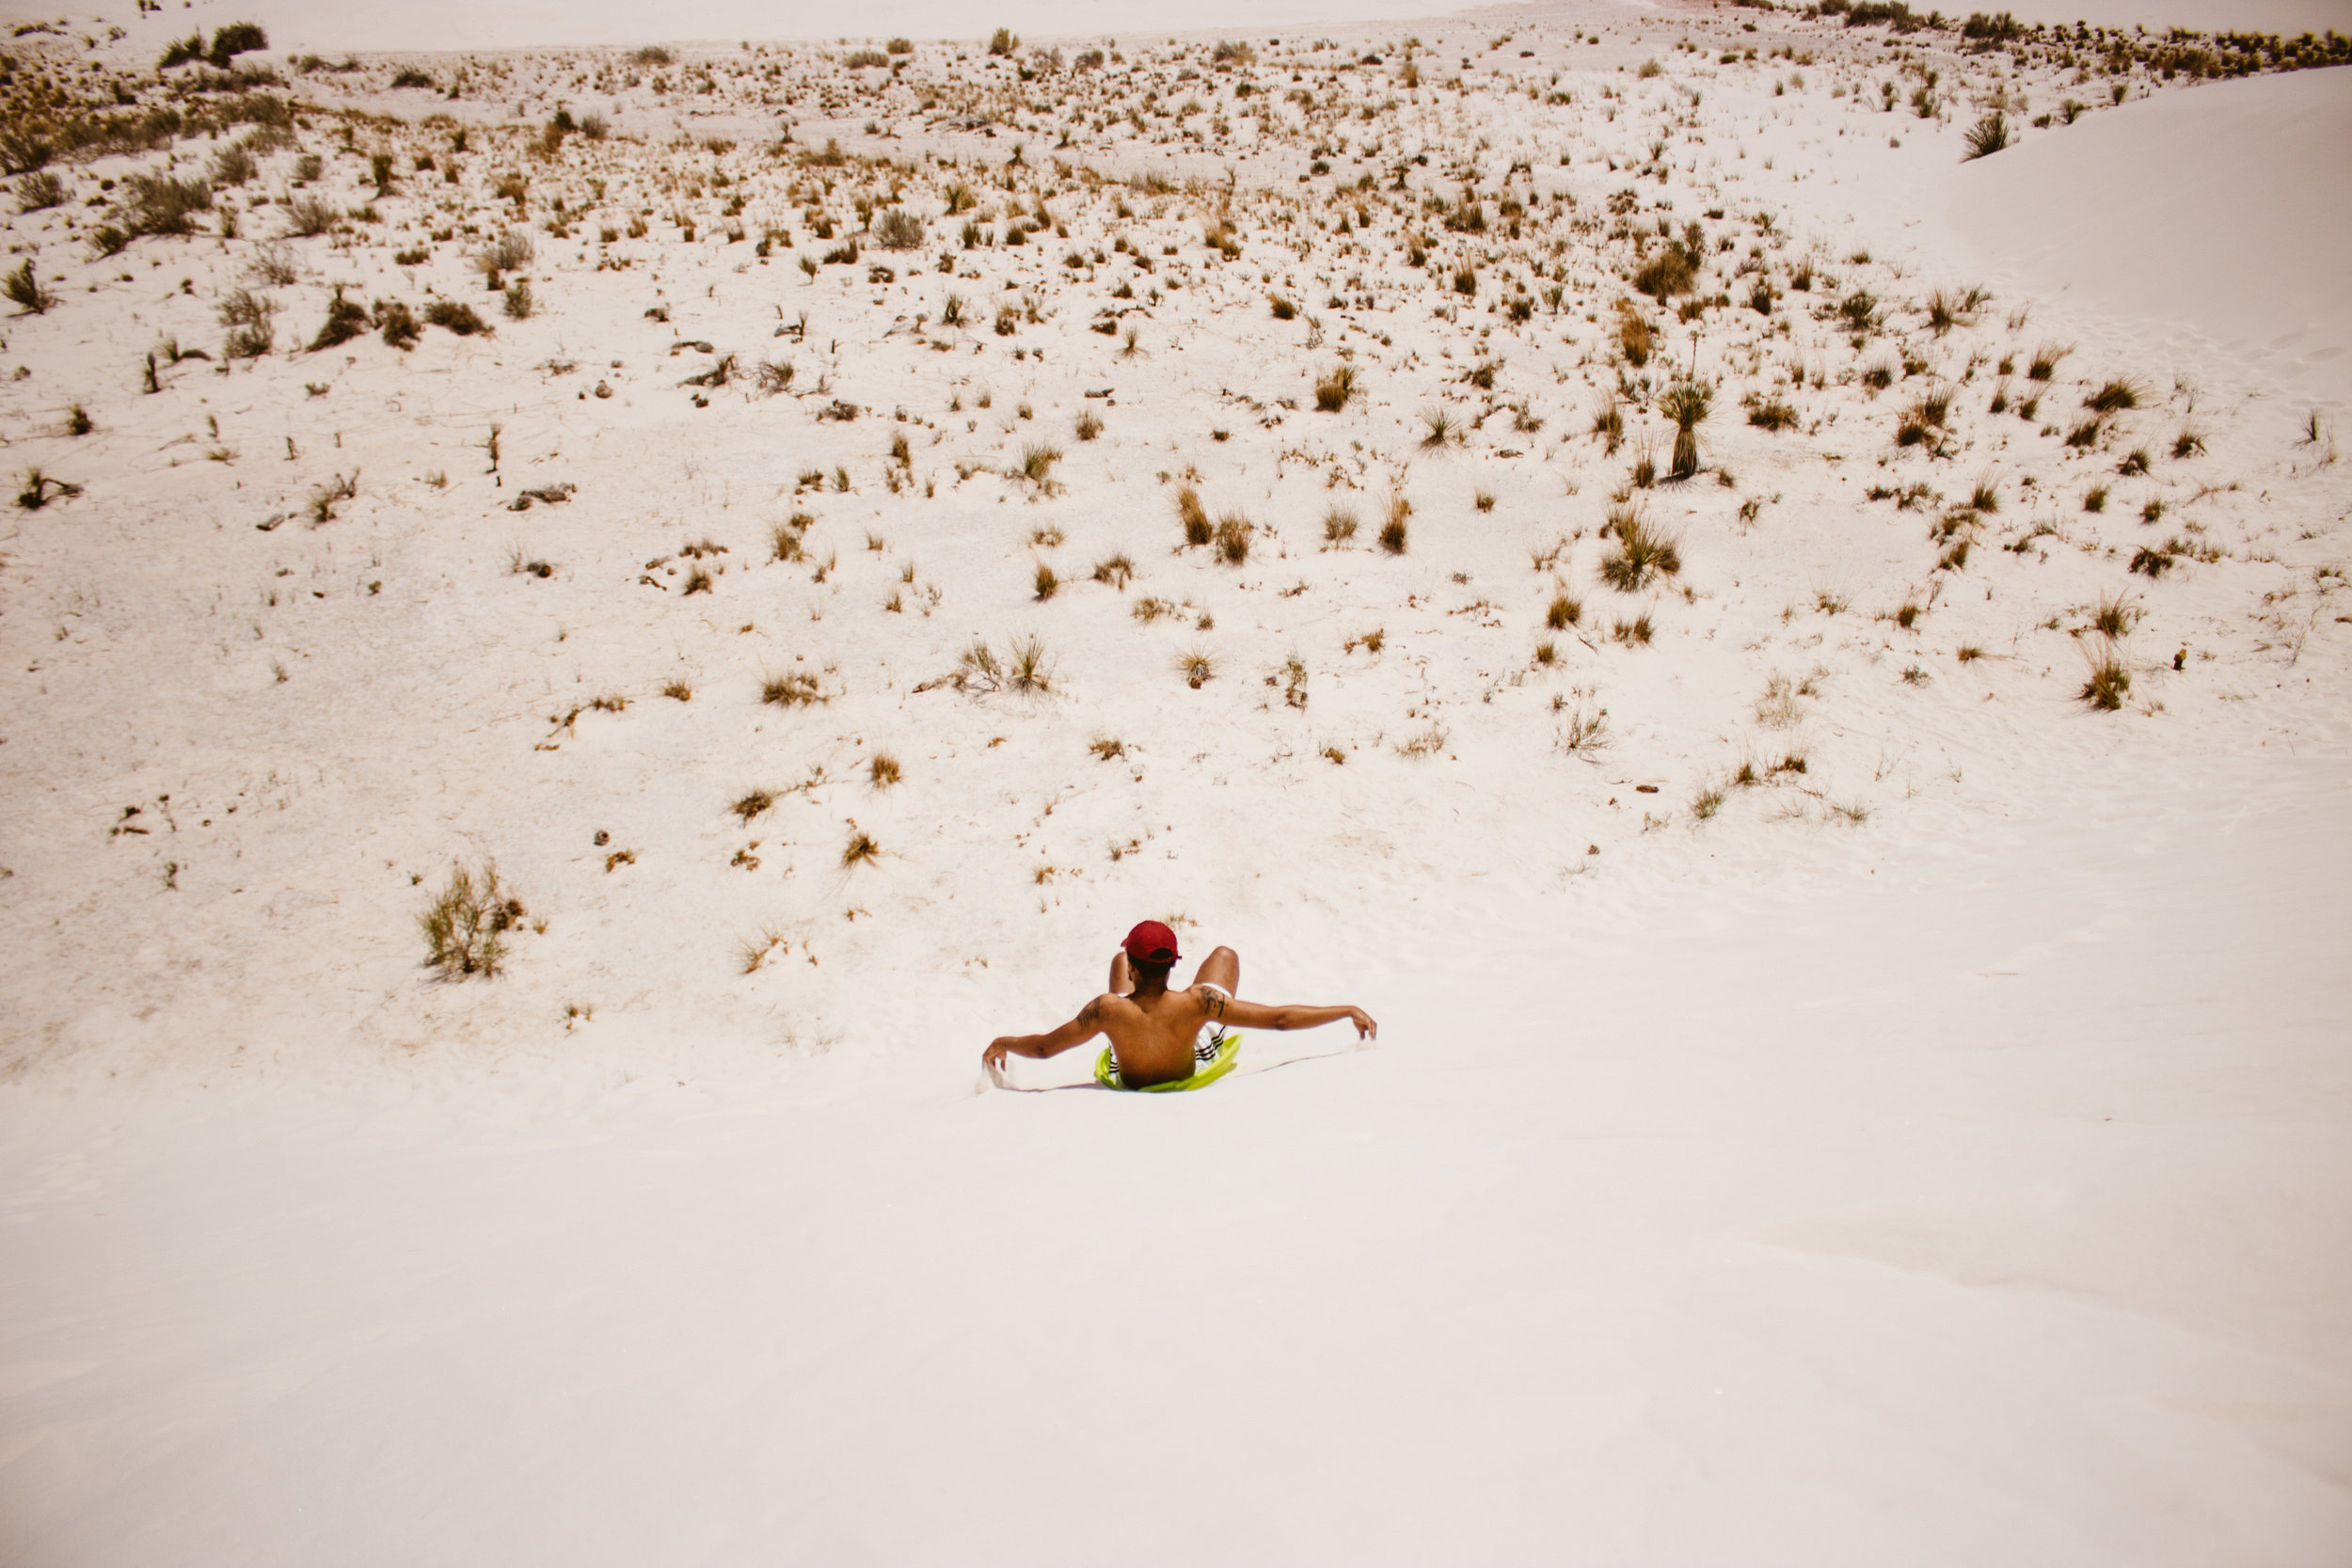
<box><xmin>5</xmin><ymin>0</ymin><xmax>2349</xmax><ymax>55</ymax></box>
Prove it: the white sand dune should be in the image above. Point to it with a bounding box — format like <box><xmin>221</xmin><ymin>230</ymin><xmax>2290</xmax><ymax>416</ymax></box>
<box><xmin>1951</xmin><ymin>64</ymin><xmax>2352</xmax><ymax>407</ymax></box>
<box><xmin>2</xmin><ymin>2</ymin><xmax>2349</xmax><ymax>1561</ymax></box>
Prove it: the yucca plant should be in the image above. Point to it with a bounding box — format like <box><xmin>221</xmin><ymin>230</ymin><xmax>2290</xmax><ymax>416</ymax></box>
<box><xmin>1599</xmin><ymin>508</ymin><xmax>1680</xmax><ymax>592</ymax></box>
<box><xmin>1963</xmin><ymin>112</ymin><xmax>2010</xmax><ymax>161</ymax></box>
<box><xmin>1657</xmin><ymin>380</ymin><xmax>1711</xmax><ymax>479</ymax></box>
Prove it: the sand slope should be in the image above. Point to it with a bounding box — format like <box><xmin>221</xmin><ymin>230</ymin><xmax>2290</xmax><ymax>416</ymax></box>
<box><xmin>2</xmin><ymin>4</ymin><xmax>2349</xmax><ymax>1561</ymax></box>
<box><xmin>1951</xmin><ymin>64</ymin><xmax>2352</xmax><ymax>406</ymax></box>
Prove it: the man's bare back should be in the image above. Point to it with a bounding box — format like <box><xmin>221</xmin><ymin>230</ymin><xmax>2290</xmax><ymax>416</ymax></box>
<box><xmin>982</xmin><ymin>923</ymin><xmax>1376</xmax><ymax>1089</ymax></box>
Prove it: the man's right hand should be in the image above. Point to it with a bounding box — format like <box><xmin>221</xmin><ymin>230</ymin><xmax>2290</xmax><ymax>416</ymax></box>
<box><xmin>1346</xmin><ymin>1007</ymin><xmax>1378</xmax><ymax>1040</ymax></box>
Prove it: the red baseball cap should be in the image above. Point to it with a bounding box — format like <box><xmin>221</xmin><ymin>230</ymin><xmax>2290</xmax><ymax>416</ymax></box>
<box><xmin>1122</xmin><ymin>920</ymin><xmax>1182</xmax><ymax>964</ymax></box>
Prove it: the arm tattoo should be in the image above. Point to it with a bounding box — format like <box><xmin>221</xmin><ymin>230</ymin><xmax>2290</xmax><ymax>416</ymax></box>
<box><xmin>1080</xmin><ymin>998</ymin><xmax>1102</xmax><ymax>1027</ymax></box>
<box><xmin>1203</xmin><ymin>990</ymin><xmax>1226</xmax><ymax>1018</ymax></box>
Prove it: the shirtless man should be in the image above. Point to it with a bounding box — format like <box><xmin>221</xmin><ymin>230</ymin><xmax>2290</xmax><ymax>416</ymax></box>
<box><xmin>981</xmin><ymin>921</ymin><xmax>1377</xmax><ymax>1089</ymax></box>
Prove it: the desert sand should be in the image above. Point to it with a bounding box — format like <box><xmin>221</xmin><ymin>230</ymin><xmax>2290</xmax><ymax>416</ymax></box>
<box><xmin>1</xmin><ymin>1</ymin><xmax>2348</xmax><ymax>1561</ymax></box>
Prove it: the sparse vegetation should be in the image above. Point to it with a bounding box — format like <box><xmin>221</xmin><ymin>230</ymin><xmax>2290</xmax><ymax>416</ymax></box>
<box><xmin>420</xmin><ymin>860</ymin><xmax>521</xmax><ymax>979</ymax></box>
<box><xmin>1658</xmin><ymin>381</ymin><xmax>1711</xmax><ymax>479</ymax></box>
<box><xmin>1599</xmin><ymin>508</ymin><xmax>1680</xmax><ymax>592</ymax></box>
<box><xmin>762</xmin><ymin>671</ymin><xmax>824</xmax><ymax>706</ymax></box>
<box><xmin>1176</xmin><ymin>484</ymin><xmax>1212</xmax><ymax>546</ymax></box>
<box><xmin>2080</xmin><ymin>643</ymin><xmax>2131</xmax><ymax>711</ymax></box>
<box><xmin>3</xmin><ymin>259</ymin><xmax>53</xmax><ymax>315</ymax></box>
<box><xmin>1962</xmin><ymin>111</ymin><xmax>2010</xmax><ymax>160</ymax></box>
<box><xmin>1379</xmin><ymin>496</ymin><xmax>1411</xmax><ymax>555</ymax></box>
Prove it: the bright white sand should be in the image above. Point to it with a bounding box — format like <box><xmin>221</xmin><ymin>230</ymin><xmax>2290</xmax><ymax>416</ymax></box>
<box><xmin>3</xmin><ymin>3</ymin><xmax>2349</xmax><ymax>1561</ymax></box>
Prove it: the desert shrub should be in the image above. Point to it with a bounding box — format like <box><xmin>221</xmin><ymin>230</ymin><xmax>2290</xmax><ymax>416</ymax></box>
<box><xmin>14</xmin><ymin>171</ymin><xmax>64</xmax><ymax>213</ymax></box>
<box><xmin>1379</xmin><ymin>495</ymin><xmax>1411</xmax><ymax>555</ymax></box>
<box><xmin>419</xmin><ymin>860</ymin><xmax>519</xmax><ymax>979</ymax></box>
<box><xmin>1633</xmin><ymin>244</ymin><xmax>1697</xmax><ymax>299</ymax></box>
<box><xmin>2026</xmin><ymin>342</ymin><xmax>2071</xmax><ymax>380</ymax></box>
<box><xmin>0</xmin><ymin>127</ymin><xmax>53</xmax><ymax>176</ymax></box>
<box><xmin>1174</xmin><ymin>646</ymin><xmax>1216</xmax><ymax>689</ymax></box>
<box><xmin>3</xmin><ymin>260</ymin><xmax>53</xmax><ymax>315</ymax></box>
<box><xmin>282</xmin><ymin>196</ymin><xmax>338</xmax><ymax>237</ymax></box>
<box><xmin>210</xmin><ymin>146</ymin><xmax>257</xmax><ymax>188</ymax></box>
<box><xmin>1323</xmin><ymin>505</ymin><xmax>1358</xmax><ymax>545</ymax></box>
<box><xmin>502</xmin><ymin>278</ymin><xmax>533</xmax><ymax>319</ymax></box>
<box><xmin>377</xmin><ymin>299</ymin><xmax>420</xmax><ymax>349</ymax></box>
<box><xmin>989</xmin><ymin>27</ymin><xmax>1020</xmax><ymax>56</ymax></box>
<box><xmin>476</xmin><ymin>229</ymin><xmax>534</xmax><ymax>280</ymax></box>
<box><xmin>308</xmin><ymin>288</ymin><xmax>369</xmax><ymax>351</ymax></box>
<box><xmin>122</xmin><ymin>173</ymin><xmax>214</xmax><ymax>237</ymax></box>
<box><xmin>218</xmin><ymin>287</ymin><xmax>277</xmax><ymax>357</ymax></box>
<box><xmin>1073</xmin><ymin>407</ymin><xmax>1102</xmax><ymax>441</ymax></box>
<box><xmin>390</xmin><ymin>67</ymin><xmax>435</xmax><ymax>89</ymax></box>
<box><xmin>875</xmin><ymin>207</ymin><xmax>924</xmax><ymax>249</ymax></box>
<box><xmin>206</xmin><ymin>22</ymin><xmax>269</xmax><ymax>69</ymax></box>
<box><xmin>424</xmin><ymin>300</ymin><xmax>489</xmax><ymax>336</ymax></box>
<box><xmin>1747</xmin><ymin>397</ymin><xmax>1798</xmax><ymax>432</ymax></box>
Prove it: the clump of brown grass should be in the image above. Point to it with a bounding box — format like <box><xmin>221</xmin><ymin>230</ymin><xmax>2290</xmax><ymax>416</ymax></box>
<box><xmin>1598</xmin><ymin>507</ymin><xmax>1679</xmax><ymax>591</ymax></box>
<box><xmin>1176</xmin><ymin>484</ymin><xmax>1211</xmax><ymax>546</ymax></box>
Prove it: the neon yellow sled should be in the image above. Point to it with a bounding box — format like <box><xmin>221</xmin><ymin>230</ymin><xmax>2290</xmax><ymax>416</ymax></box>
<box><xmin>1095</xmin><ymin>1030</ymin><xmax>1241</xmax><ymax>1092</ymax></box>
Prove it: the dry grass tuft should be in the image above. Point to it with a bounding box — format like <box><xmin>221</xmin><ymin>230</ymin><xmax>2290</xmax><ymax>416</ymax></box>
<box><xmin>1314</xmin><ymin>364</ymin><xmax>1359</xmax><ymax>412</ymax></box>
<box><xmin>1176</xmin><ymin>484</ymin><xmax>1212</xmax><ymax>546</ymax></box>
<box><xmin>762</xmin><ymin>672</ymin><xmax>824</xmax><ymax>707</ymax></box>
<box><xmin>2080</xmin><ymin>642</ymin><xmax>2131</xmax><ymax>711</ymax></box>
<box><xmin>1214</xmin><ymin>512</ymin><xmax>1250</xmax><ymax>565</ymax></box>
<box><xmin>1379</xmin><ymin>495</ymin><xmax>1411</xmax><ymax>555</ymax></box>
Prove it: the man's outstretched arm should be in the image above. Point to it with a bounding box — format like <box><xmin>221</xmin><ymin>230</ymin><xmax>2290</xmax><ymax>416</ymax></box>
<box><xmin>982</xmin><ymin>996</ymin><xmax>1111</xmax><ymax>1076</ymax></box>
<box><xmin>1208</xmin><ymin>993</ymin><xmax>1377</xmax><ymax>1039</ymax></box>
